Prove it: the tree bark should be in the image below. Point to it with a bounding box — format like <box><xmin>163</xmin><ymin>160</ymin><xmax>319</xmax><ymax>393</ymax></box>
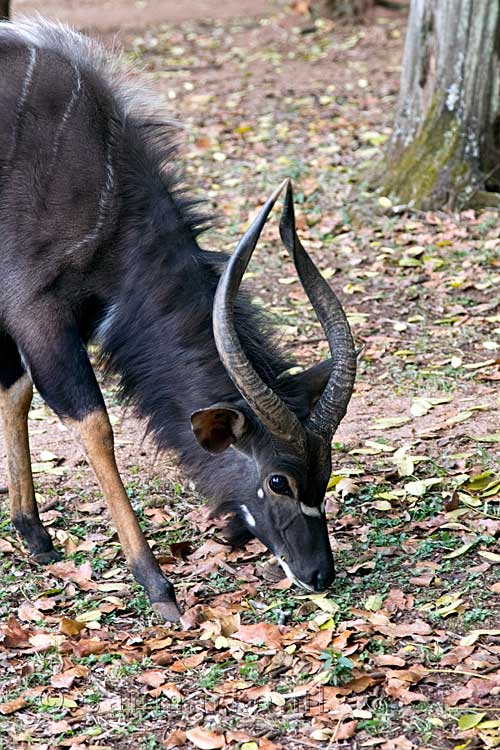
<box><xmin>0</xmin><ymin>0</ymin><xmax>10</xmax><ymax>20</ymax></box>
<box><xmin>380</xmin><ymin>0</ymin><xmax>500</xmax><ymax>209</ymax></box>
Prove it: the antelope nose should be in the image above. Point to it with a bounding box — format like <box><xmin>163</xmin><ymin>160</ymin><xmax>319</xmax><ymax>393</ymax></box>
<box><xmin>312</xmin><ymin>568</ymin><xmax>334</xmax><ymax>592</ymax></box>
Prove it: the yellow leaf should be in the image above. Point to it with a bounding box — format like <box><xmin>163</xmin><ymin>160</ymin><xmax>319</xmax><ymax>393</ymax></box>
<box><xmin>372</xmin><ymin>416</ymin><xmax>411</xmax><ymax>430</ymax></box>
<box><xmin>477</xmin><ymin>719</ymin><xmax>500</xmax><ymax>729</ymax></box>
<box><xmin>478</xmin><ymin>550</ymin><xmax>500</xmax><ymax>563</ymax></box>
<box><xmin>214</xmin><ymin>636</ymin><xmax>229</xmax><ymax>649</ymax></box>
<box><xmin>318</xmin><ymin>617</ymin><xmax>335</xmax><ymax>630</ymax></box>
<box><xmin>393</xmin><ymin>447</ymin><xmax>415</xmax><ymax>477</ymax></box>
<box><xmin>378</xmin><ymin>196</ymin><xmax>392</xmax><ymax>209</ymax></box>
<box><xmin>404</xmin><ymin>480</ymin><xmax>427</xmax><ymax>497</ymax></box>
<box><xmin>40</xmin><ymin>696</ymin><xmax>77</xmax><ymax>708</ymax></box>
<box><xmin>445</xmin><ymin>410</ymin><xmax>474</xmax><ymax>426</ymax></box>
<box><xmin>443</xmin><ymin>540</ymin><xmax>478</xmax><ymax>559</ymax></box>
<box><xmin>460</xmin><ymin>629</ymin><xmax>500</xmax><ymax>646</ymax></box>
<box><xmin>364</xmin><ymin>594</ymin><xmax>383</xmax><ymax>611</ymax></box>
<box><xmin>458</xmin><ymin>713</ymin><xmax>486</xmax><ymax>731</ymax></box>
<box><xmin>269</xmin><ymin>692</ymin><xmax>286</xmax><ymax>707</ymax></box>
<box><xmin>373</xmin><ymin>500</ymin><xmax>392</xmax><ymax>511</ymax></box>
<box><xmin>75</xmin><ymin>609</ymin><xmax>102</xmax><ymax>623</ymax></box>
<box><xmin>365</xmin><ymin>440</ymin><xmax>396</xmax><ymax>452</ymax></box>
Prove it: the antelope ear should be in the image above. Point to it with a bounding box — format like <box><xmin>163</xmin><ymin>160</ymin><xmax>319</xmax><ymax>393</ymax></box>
<box><xmin>191</xmin><ymin>403</ymin><xmax>247</xmax><ymax>453</ymax></box>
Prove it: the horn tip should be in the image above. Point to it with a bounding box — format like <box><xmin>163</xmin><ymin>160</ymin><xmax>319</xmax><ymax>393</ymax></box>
<box><xmin>270</xmin><ymin>177</ymin><xmax>291</xmax><ymax>203</ymax></box>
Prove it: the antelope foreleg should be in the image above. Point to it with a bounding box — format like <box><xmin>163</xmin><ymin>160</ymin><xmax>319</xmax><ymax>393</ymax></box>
<box><xmin>71</xmin><ymin>410</ymin><xmax>181</xmax><ymax>622</ymax></box>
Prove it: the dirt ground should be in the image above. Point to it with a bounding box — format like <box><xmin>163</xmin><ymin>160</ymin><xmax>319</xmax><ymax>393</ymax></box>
<box><xmin>15</xmin><ymin>0</ymin><xmax>277</xmax><ymax>30</ymax></box>
<box><xmin>1</xmin><ymin>1</ymin><xmax>500</xmax><ymax>750</ymax></box>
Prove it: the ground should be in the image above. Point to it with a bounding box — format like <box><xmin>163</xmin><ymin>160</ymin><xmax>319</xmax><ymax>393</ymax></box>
<box><xmin>1</xmin><ymin>1</ymin><xmax>500</xmax><ymax>749</ymax></box>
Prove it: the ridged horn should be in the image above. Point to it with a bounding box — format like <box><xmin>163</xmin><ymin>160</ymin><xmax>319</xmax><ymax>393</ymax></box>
<box><xmin>213</xmin><ymin>180</ymin><xmax>306</xmax><ymax>449</ymax></box>
<box><xmin>279</xmin><ymin>180</ymin><xmax>356</xmax><ymax>441</ymax></box>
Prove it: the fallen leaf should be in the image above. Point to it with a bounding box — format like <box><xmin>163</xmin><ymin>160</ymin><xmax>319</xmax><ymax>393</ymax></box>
<box><xmin>186</xmin><ymin>727</ymin><xmax>226</xmax><ymax>749</ymax></box>
<box><xmin>138</xmin><ymin>670</ymin><xmax>168</xmax><ymax>688</ymax></box>
<box><xmin>0</xmin><ymin>696</ymin><xmax>27</xmax><ymax>715</ymax></box>
<box><xmin>233</xmin><ymin>623</ymin><xmax>283</xmax><ymax>650</ymax></box>
<box><xmin>29</xmin><ymin>633</ymin><xmax>66</xmax><ymax>651</ymax></box>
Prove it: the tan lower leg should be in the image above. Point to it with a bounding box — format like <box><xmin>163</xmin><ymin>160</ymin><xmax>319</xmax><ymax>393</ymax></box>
<box><xmin>72</xmin><ymin>410</ymin><xmax>179</xmax><ymax>617</ymax></box>
<box><xmin>0</xmin><ymin>374</ymin><xmax>57</xmax><ymax>559</ymax></box>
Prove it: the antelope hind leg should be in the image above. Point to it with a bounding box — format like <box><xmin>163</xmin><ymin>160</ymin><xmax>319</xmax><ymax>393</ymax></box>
<box><xmin>0</xmin><ymin>343</ymin><xmax>60</xmax><ymax>562</ymax></box>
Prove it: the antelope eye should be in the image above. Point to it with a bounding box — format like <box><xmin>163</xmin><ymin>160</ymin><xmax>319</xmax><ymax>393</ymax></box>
<box><xmin>268</xmin><ymin>475</ymin><xmax>291</xmax><ymax>496</ymax></box>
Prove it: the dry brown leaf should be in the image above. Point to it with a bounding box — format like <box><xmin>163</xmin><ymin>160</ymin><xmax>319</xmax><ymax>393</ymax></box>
<box><xmin>259</xmin><ymin>739</ymin><xmax>280</xmax><ymax>750</ymax></box>
<box><xmin>233</xmin><ymin>623</ymin><xmax>283</xmax><ymax>650</ymax></box>
<box><xmin>59</xmin><ymin>617</ymin><xmax>86</xmax><ymax>637</ymax></box>
<box><xmin>46</xmin><ymin>720</ymin><xmax>72</xmax><ymax>735</ymax></box>
<box><xmin>0</xmin><ymin>538</ymin><xmax>15</xmax><ymax>553</ymax></box>
<box><xmin>0</xmin><ymin>695</ymin><xmax>27</xmax><ymax>715</ymax></box>
<box><xmin>445</xmin><ymin>672</ymin><xmax>500</xmax><ymax>706</ymax></box>
<box><xmin>1</xmin><ymin>616</ymin><xmax>34</xmax><ymax>648</ymax></box>
<box><xmin>138</xmin><ymin>669</ymin><xmax>168</xmax><ymax>688</ymax></box>
<box><xmin>372</xmin><ymin>655</ymin><xmax>406</xmax><ymax>667</ymax></box>
<box><xmin>385</xmin><ymin>678</ymin><xmax>427</xmax><ymax>705</ymax></box>
<box><xmin>149</xmin><ymin>683</ymin><xmax>183</xmax><ymax>700</ymax></box>
<box><xmin>50</xmin><ymin>665</ymin><xmax>88</xmax><ymax>689</ymax></box>
<box><xmin>367</xmin><ymin>613</ymin><xmax>432</xmax><ymax>638</ymax></box>
<box><xmin>29</xmin><ymin>633</ymin><xmax>66</xmax><ymax>651</ymax></box>
<box><xmin>163</xmin><ymin>729</ymin><xmax>187</xmax><ymax>748</ymax></box>
<box><xmin>383</xmin><ymin>589</ymin><xmax>414</xmax><ymax>612</ymax></box>
<box><xmin>170</xmin><ymin>651</ymin><xmax>206</xmax><ymax>673</ymax></box>
<box><xmin>334</xmin><ymin>720</ymin><xmax>358</xmax><ymax>740</ymax></box>
<box><xmin>186</xmin><ymin>726</ymin><xmax>226</xmax><ymax>749</ymax></box>
<box><xmin>440</xmin><ymin>645</ymin><xmax>475</xmax><ymax>666</ymax></box>
<box><xmin>381</xmin><ymin>737</ymin><xmax>415</xmax><ymax>750</ymax></box>
<box><xmin>46</xmin><ymin>560</ymin><xmax>98</xmax><ymax>590</ymax></box>
<box><xmin>72</xmin><ymin>638</ymin><xmax>107</xmax><ymax>657</ymax></box>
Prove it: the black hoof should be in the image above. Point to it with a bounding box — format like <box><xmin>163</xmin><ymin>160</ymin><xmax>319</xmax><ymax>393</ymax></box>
<box><xmin>31</xmin><ymin>548</ymin><xmax>62</xmax><ymax>564</ymax></box>
<box><xmin>152</xmin><ymin>601</ymin><xmax>182</xmax><ymax>623</ymax></box>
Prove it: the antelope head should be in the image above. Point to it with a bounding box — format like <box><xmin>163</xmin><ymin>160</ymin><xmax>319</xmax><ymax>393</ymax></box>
<box><xmin>191</xmin><ymin>180</ymin><xmax>356</xmax><ymax>592</ymax></box>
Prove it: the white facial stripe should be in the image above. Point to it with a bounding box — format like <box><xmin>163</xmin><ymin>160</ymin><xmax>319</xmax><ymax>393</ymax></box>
<box><xmin>300</xmin><ymin>501</ymin><xmax>325</xmax><ymax>518</ymax></box>
<box><xmin>240</xmin><ymin>504</ymin><xmax>256</xmax><ymax>528</ymax></box>
<box><xmin>276</xmin><ymin>557</ymin><xmax>315</xmax><ymax>592</ymax></box>
<box><xmin>257</xmin><ymin>488</ymin><xmax>264</xmax><ymax>499</ymax></box>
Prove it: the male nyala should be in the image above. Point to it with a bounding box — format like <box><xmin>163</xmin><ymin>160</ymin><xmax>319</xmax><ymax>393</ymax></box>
<box><xmin>0</xmin><ymin>19</ymin><xmax>356</xmax><ymax>621</ymax></box>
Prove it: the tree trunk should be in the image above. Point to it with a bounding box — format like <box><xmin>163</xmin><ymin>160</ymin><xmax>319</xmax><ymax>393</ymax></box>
<box><xmin>380</xmin><ymin>0</ymin><xmax>500</xmax><ymax>209</ymax></box>
<box><xmin>0</xmin><ymin>0</ymin><xmax>10</xmax><ymax>20</ymax></box>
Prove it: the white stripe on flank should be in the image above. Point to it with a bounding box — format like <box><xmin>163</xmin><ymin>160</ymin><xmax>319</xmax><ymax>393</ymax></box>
<box><xmin>47</xmin><ymin>63</ymin><xmax>82</xmax><ymax>177</ymax></box>
<box><xmin>8</xmin><ymin>46</ymin><xmax>37</xmax><ymax>162</ymax></box>
<box><xmin>20</xmin><ymin>46</ymin><xmax>37</xmax><ymax>110</ymax></box>
<box><xmin>69</xmin><ymin>135</ymin><xmax>115</xmax><ymax>254</ymax></box>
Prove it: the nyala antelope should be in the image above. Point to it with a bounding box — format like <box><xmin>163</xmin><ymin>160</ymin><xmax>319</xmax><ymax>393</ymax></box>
<box><xmin>0</xmin><ymin>19</ymin><xmax>356</xmax><ymax>621</ymax></box>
